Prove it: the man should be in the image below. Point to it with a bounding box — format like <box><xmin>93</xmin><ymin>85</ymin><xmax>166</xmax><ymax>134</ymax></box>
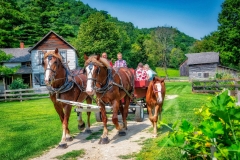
<box><xmin>101</xmin><ymin>52</ymin><xmax>113</xmax><ymax>67</ymax></box>
<box><xmin>113</xmin><ymin>52</ymin><xmax>127</xmax><ymax>68</ymax></box>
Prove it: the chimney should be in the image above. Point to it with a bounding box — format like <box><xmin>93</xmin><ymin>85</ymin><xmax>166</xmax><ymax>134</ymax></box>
<box><xmin>20</xmin><ymin>42</ymin><xmax>24</xmax><ymax>49</ymax></box>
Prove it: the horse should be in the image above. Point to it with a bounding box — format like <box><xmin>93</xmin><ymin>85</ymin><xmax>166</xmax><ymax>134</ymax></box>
<box><xmin>84</xmin><ymin>54</ymin><xmax>134</xmax><ymax>144</ymax></box>
<box><xmin>43</xmin><ymin>48</ymin><xmax>92</xmax><ymax>148</ymax></box>
<box><xmin>146</xmin><ymin>76</ymin><xmax>166</xmax><ymax>137</ymax></box>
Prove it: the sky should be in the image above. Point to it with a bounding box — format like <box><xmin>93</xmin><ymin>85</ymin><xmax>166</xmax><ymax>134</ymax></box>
<box><xmin>80</xmin><ymin>0</ymin><xmax>224</xmax><ymax>40</ymax></box>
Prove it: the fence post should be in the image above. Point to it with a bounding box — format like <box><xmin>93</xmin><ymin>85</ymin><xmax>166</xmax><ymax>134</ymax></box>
<box><xmin>4</xmin><ymin>90</ymin><xmax>6</xmax><ymax>102</ymax></box>
<box><xmin>20</xmin><ymin>88</ymin><xmax>22</xmax><ymax>102</ymax></box>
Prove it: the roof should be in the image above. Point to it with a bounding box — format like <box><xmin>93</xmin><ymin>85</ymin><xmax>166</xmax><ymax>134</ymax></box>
<box><xmin>0</xmin><ymin>48</ymin><xmax>31</xmax><ymax>62</ymax></box>
<box><xmin>186</xmin><ymin>52</ymin><xmax>219</xmax><ymax>65</ymax></box>
<box><xmin>16</xmin><ymin>66</ymin><xmax>32</xmax><ymax>74</ymax></box>
<box><xmin>28</xmin><ymin>31</ymin><xmax>76</xmax><ymax>52</ymax></box>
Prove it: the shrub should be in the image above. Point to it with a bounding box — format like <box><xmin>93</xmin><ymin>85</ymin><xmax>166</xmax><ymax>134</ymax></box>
<box><xmin>10</xmin><ymin>78</ymin><xmax>28</xmax><ymax>89</ymax></box>
<box><xmin>160</xmin><ymin>90</ymin><xmax>240</xmax><ymax>159</ymax></box>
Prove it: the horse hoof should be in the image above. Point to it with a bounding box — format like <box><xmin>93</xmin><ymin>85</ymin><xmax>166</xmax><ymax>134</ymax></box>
<box><xmin>85</xmin><ymin>129</ymin><xmax>92</xmax><ymax>134</ymax></box>
<box><xmin>98</xmin><ymin>137</ymin><xmax>109</xmax><ymax>144</ymax></box>
<box><xmin>118</xmin><ymin>131</ymin><xmax>126</xmax><ymax>136</ymax></box>
<box><xmin>66</xmin><ymin>137</ymin><xmax>73</xmax><ymax>142</ymax></box>
<box><xmin>78</xmin><ymin>122</ymin><xmax>85</xmax><ymax>131</ymax></box>
<box><xmin>57</xmin><ymin>143</ymin><xmax>68</xmax><ymax>149</ymax></box>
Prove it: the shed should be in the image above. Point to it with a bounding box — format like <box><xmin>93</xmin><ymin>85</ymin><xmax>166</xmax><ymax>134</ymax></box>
<box><xmin>185</xmin><ymin>52</ymin><xmax>238</xmax><ymax>80</ymax></box>
<box><xmin>179</xmin><ymin>59</ymin><xmax>188</xmax><ymax>76</ymax></box>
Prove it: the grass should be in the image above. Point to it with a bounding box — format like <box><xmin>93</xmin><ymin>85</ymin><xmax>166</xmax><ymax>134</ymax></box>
<box><xmin>0</xmin><ymin>81</ymin><xmax>215</xmax><ymax>160</ymax></box>
<box><xmin>55</xmin><ymin>149</ymin><xmax>85</xmax><ymax>160</ymax></box>
<box><xmin>0</xmin><ymin>98</ymin><xmax>96</xmax><ymax>160</ymax></box>
<box><xmin>134</xmin><ymin>81</ymin><xmax>215</xmax><ymax>160</ymax></box>
<box><xmin>155</xmin><ymin>67</ymin><xmax>180</xmax><ymax>77</ymax></box>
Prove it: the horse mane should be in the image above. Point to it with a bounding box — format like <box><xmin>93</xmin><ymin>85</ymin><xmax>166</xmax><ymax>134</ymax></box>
<box><xmin>85</xmin><ymin>55</ymin><xmax>111</xmax><ymax>68</ymax></box>
<box><xmin>44</xmin><ymin>50</ymin><xmax>63</xmax><ymax>61</ymax></box>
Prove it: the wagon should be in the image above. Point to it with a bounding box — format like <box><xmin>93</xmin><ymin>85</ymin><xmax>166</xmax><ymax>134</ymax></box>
<box><xmin>57</xmin><ymin>79</ymin><xmax>149</xmax><ymax>122</ymax></box>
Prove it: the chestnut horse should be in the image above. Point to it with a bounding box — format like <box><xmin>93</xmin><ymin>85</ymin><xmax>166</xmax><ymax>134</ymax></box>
<box><xmin>84</xmin><ymin>54</ymin><xmax>134</xmax><ymax>144</ymax></box>
<box><xmin>146</xmin><ymin>76</ymin><xmax>166</xmax><ymax>137</ymax></box>
<box><xmin>43</xmin><ymin>48</ymin><xmax>92</xmax><ymax>148</ymax></box>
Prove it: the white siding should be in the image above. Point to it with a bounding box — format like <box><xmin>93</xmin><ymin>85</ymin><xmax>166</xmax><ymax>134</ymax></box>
<box><xmin>66</xmin><ymin>49</ymin><xmax>77</xmax><ymax>70</ymax></box>
<box><xmin>30</xmin><ymin>49</ymin><xmax>77</xmax><ymax>88</ymax></box>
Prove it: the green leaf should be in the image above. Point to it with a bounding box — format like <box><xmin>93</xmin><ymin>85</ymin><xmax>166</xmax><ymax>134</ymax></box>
<box><xmin>180</xmin><ymin>120</ymin><xmax>194</xmax><ymax>132</ymax></box>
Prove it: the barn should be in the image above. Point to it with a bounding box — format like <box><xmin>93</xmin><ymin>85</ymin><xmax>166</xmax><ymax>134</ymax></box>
<box><xmin>28</xmin><ymin>31</ymin><xmax>78</xmax><ymax>88</ymax></box>
<box><xmin>185</xmin><ymin>52</ymin><xmax>238</xmax><ymax>80</ymax></box>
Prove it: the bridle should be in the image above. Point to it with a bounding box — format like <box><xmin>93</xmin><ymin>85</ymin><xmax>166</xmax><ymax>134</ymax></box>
<box><xmin>44</xmin><ymin>55</ymin><xmax>61</xmax><ymax>84</ymax></box>
<box><xmin>85</xmin><ymin>61</ymin><xmax>113</xmax><ymax>93</ymax></box>
<box><xmin>152</xmin><ymin>81</ymin><xmax>162</xmax><ymax>93</ymax></box>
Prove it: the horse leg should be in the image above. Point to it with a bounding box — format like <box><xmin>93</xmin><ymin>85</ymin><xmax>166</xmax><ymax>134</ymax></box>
<box><xmin>152</xmin><ymin>104</ymin><xmax>160</xmax><ymax>138</ymax></box>
<box><xmin>85</xmin><ymin>97</ymin><xmax>92</xmax><ymax>133</ymax></box>
<box><xmin>53</xmin><ymin>103</ymin><xmax>68</xmax><ymax>148</ymax></box>
<box><xmin>122</xmin><ymin>96</ymin><xmax>130</xmax><ymax>131</ymax></box>
<box><xmin>58</xmin><ymin>105</ymin><xmax>73</xmax><ymax>149</ymax></box>
<box><xmin>99</xmin><ymin>105</ymin><xmax>109</xmax><ymax>144</ymax></box>
<box><xmin>77</xmin><ymin>112</ymin><xmax>85</xmax><ymax>131</ymax></box>
<box><xmin>147</xmin><ymin>105</ymin><xmax>154</xmax><ymax>127</ymax></box>
<box><xmin>112</xmin><ymin>100</ymin><xmax>122</xmax><ymax>129</ymax></box>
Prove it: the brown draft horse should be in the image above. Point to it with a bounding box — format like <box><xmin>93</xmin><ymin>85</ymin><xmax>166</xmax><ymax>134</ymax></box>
<box><xmin>84</xmin><ymin>54</ymin><xmax>134</xmax><ymax>144</ymax></box>
<box><xmin>146</xmin><ymin>76</ymin><xmax>166</xmax><ymax>137</ymax></box>
<box><xmin>43</xmin><ymin>48</ymin><xmax>92</xmax><ymax>148</ymax></box>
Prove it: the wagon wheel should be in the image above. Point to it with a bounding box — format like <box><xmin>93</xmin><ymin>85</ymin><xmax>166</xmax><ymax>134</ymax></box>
<box><xmin>95</xmin><ymin>112</ymin><xmax>102</xmax><ymax>122</ymax></box>
<box><xmin>135</xmin><ymin>104</ymin><xmax>144</xmax><ymax>122</ymax></box>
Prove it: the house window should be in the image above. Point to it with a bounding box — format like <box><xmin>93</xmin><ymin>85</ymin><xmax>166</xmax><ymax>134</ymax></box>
<box><xmin>34</xmin><ymin>73</ymin><xmax>46</xmax><ymax>86</ymax></box>
<box><xmin>204</xmin><ymin>73</ymin><xmax>209</xmax><ymax>78</ymax></box>
<box><xmin>197</xmin><ymin>72</ymin><xmax>202</xmax><ymax>77</ymax></box>
<box><xmin>59</xmin><ymin>50</ymin><xmax>67</xmax><ymax>63</ymax></box>
<box><xmin>38</xmin><ymin>51</ymin><xmax>45</xmax><ymax>65</ymax></box>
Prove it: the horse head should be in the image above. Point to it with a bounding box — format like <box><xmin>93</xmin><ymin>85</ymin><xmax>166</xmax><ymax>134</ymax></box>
<box><xmin>84</xmin><ymin>54</ymin><xmax>111</xmax><ymax>95</ymax></box>
<box><xmin>152</xmin><ymin>76</ymin><xmax>165</xmax><ymax>104</ymax></box>
<box><xmin>43</xmin><ymin>48</ymin><xmax>63</xmax><ymax>85</ymax></box>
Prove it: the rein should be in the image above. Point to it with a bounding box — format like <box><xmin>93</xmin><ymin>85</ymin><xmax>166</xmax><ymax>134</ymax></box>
<box><xmin>45</xmin><ymin>55</ymin><xmax>84</xmax><ymax>95</ymax></box>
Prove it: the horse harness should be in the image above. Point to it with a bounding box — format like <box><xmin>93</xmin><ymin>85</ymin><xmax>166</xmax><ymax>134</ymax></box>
<box><xmin>45</xmin><ymin>55</ymin><xmax>85</xmax><ymax>99</ymax></box>
<box><xmin>86</xmin><ymin>62</ymin><xmax>134</xmax><ymax>105</ymax></box>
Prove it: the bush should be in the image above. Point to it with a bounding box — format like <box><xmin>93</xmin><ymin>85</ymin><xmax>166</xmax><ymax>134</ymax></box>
<box><xmin>160</xmin><ymin>90</ymin><xmax>240</xmax><ymax>159</ymax></box>
<box><xmin>10</xmin><ymin>78</ymin><xmax>28</xmax><ymax>89</ymax></box>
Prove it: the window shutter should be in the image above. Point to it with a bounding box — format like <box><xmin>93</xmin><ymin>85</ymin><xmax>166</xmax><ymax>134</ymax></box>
<box><xmin>34</xmin><ymin>74</ymin><xmax>40</xmax><ymax>85</ymax></box>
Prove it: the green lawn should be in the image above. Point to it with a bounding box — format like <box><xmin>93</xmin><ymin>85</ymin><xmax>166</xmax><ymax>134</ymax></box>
<box><xmin>0</xmin><ymin>82</ymin><xmax>214</xmax><ymax>160</ymax></box>
<box><xmin>0</xmin><ymin>99</ymin><xmax>96</xmax><ymax>160</ymax></box>
<box><xmin>155</xmin><ymin>67</ymin><xmax>180</xmax><ymax>77</ymax></box>
<box><xmin>135</xmin><ymin>81</ymin><xmax>214</xmax><ymax>160</ymax></box>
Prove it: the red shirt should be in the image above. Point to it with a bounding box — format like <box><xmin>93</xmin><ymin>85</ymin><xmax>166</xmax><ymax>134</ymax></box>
<box><xmin>136</xmin><ymin>68</ymin><xmax>147</xmax><ymax>81</ymax></box>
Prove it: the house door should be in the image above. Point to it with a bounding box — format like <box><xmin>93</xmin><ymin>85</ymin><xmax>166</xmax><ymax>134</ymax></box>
<box><xmin>22</xmin><ymin>74</ymin><xmax>31</xmax><ymax>88</ymax></box>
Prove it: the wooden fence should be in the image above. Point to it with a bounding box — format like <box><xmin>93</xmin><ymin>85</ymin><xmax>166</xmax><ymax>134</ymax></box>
<box><xmin>0</xmin><ymin>88</ymin><xmax>49</xmax><ymax>102</ymax></box>
<box><xmin>192</xmin><ymin>79</ymin><xmax>240</xmax><ymax>94</ymax></box>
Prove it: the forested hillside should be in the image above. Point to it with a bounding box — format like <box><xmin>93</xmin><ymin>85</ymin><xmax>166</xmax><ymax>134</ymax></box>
<box><xmin>1</xmin><ymin>0</ymin><xmax>197</xmax><ymax>68</ymax></box>
<box><xmin>189</xmin><ymin>0</ymin><xmax>240</xmax><ymax>70</ymax></box>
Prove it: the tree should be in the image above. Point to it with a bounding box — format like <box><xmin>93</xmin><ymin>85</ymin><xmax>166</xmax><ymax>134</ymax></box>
<box><xmin>169</xmin><ymin>48</ymin><xmax>185</xmax><ymax>69</ymax></box>
<box><xmin>0</xmin><ymin>50</ymin><xmax>19</xmax><ymax>76</ymax></box>
<box><xmin>74</xmin><ymin>12</ymin><xmax>121</xmax><ymax>66</ymax></box>
<box><xmin>0</xmin><ymin>0</ymin><xmax>27</xmax><ymax>47</ymax></box>
<box><xmin>189</xmin><ymin>32</ymin><xmax>219</xmax><ymax>53</ymax></box>
<box><xmin>144</xmin><ymin>27</ymin><xmax>175</xmax><ymax>78</ymax></box>
<box><xmin>217</xmin><ymin>0</ymin><xmax>240</xmax><ymax>69</ymax></box>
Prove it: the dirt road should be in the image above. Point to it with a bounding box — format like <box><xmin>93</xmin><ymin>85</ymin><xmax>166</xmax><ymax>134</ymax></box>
<box><xmin>32</xmin><ymin>95</ymin><xmax>177</xmax><ymax>160</ymax></box>
<box><xmin>32</xmin><ymin>115</ymin><xmax>153</xmax><ymax>160</ymax></box>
